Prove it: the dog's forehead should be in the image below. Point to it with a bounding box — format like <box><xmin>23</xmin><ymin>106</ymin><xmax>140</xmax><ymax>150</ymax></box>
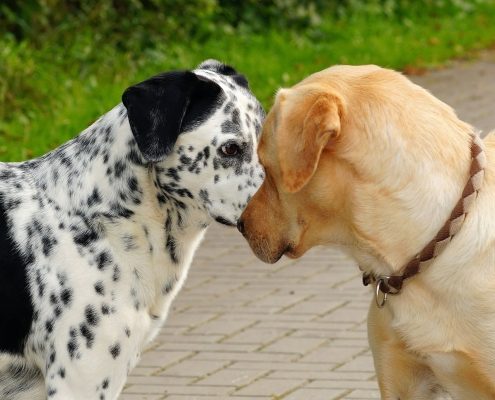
<box><xmin>193</xmin><ymin>69</ymin><xmax>253</xmax><ymax>106</ymax></box>
<box><xmin>194</xmin><ymin>68</ymin><xmax>239</xmax><ymax>90</ymax></box>
<box><xmin>194</xmin><ymin>69</ymin><xmax>264</xmax><ymax>140</ymax></box>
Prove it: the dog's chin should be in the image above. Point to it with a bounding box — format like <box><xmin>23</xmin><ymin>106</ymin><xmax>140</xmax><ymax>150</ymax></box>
<box><xmin>214</xmin><ymin>216</ymin><xmax>237</xmax><ymax>227</ymax></box>
<box><xmin>253</xmin><ymin>249</ymin><xmax>281</xmax><ymax>264</ymax></box>
<box><xmin>249</xmin><ymin>241</ymin><xmax>292</xmax><ymax>264</ymax></box>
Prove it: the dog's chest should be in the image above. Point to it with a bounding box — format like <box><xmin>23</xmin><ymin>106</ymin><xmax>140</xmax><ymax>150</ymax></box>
<box><xmin>104</xmin><ymin>216</ymin><xmax>207</xmax><ymax>342</ymax></box>
<box><xmin>390</xmin><ymin>292</ymin><xmax>469</xmax><ymax>354</ymax></box>
<box><xmin>9</xmin><ymin>181</ymin><xmax>207</xmax><ymax>359</ymax></box>
<box><xmin>389</xmin><ymin>279</ymin><xmax>495</xmax><ymax>376</ymax></box>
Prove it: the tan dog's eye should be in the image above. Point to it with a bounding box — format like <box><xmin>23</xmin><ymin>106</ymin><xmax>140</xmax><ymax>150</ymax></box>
<box><xmin>220</xmin><ymin>143</ymin><xmax>240</xmax><ymax>156</ymax></box>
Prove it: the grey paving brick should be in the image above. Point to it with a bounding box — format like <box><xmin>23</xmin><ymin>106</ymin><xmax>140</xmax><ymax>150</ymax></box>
<box><xmin>282</xmin><ymin>388</ymin><xmax>348</xmax><ymax>399</ymax></box>
<box><xmin>159</xmin><ymin>360</ymin><xmax>231</xmax><ymax>378</ymax></box>
<box><xmin>232</xmin><ymin>378</ymin><xmax>306</xmax><ymax>397</ymax></box>
<box><xmin>195</xmin><ymin>368</ymin><xmax>269</xmax><ymax>387</ymax></box>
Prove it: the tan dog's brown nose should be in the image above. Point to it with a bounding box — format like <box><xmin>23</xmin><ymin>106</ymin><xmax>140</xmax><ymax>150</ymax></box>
<box><xmin>237</xmin><ymin>218</ymin><xmax>245</xmax><ymax>235</ymax></box>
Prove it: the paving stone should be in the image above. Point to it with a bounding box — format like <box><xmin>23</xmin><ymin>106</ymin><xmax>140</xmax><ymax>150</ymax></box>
<box><xmin>126</xmin><ymin>384</ymin><xmax>234</xmax><ymax>396</ymax></box>
<box><xmin>119</xmin><ymin>394</ymin><xmax>164</xmax><ymax>400</ymax></box>
<box><xmin>223</xmin><ymin>327</ymin><xmax>291</xmax><ymax>345</ymax></box>
<box><xmin>307</xmin><ymin>379</ymin><xmax>379</xmax><ymax>390</ymax></box>
<box><xmin>159</xmin><ymin>360</ymin><xmax>230</xmax><ymax>378</ymax></box>
<box><xmin>194</xmin><ymin>351</ymin><xmax>296</xmax><ymax>363</ymax></box>
<box><xmin>300</xmin><ymin>346</ymin><xmax>366</xmax><ymax>365</ymax></box>
<box><xmin>126</xmin><ymin>376</ymin><xmax>194</xmax><ymax>386</ymax></box>
<box><xmin>335</xmin><ymin>355</ymin><xmax>376</xmax><ymax>373</ymax></box>
<box><xmin>344</xmin><ymin>389</ymin><xmax>382</xmax><ymax>398</ymax></box>
<box><xmin>261</xmin><ymin>336</ymin><xmax>327</xmax><ymax>355</ymax></box>
<box><xmin>164</xmin><ymin>397</ymin><xmax>231</xmax><ymax>400</ymax></box>
<box><xmin>232</xmin><ymin>378</ymin><xmax>306</xmax><ymax>397</ymax></box>
<box><xmin>283</xmin><ymin>388</ymin><xmax>348</xmax><ymax>399</ymax></box>
<box><xmin>157</xmin><ymin>342</ymin><xmax>257</xmax><ymax>353</ymax></box>
<box><xmin>189</xmin><ymin>319</ymin><xmax>256</xmax><ymax>336</ymax></box>
<box><xmin>268</xmin><ymin>371</ymin><xmax>376</xmax><ymax>384</ymax></box>
<box><xmin>138</xmin><ymin>351</ymin><xmax>193</xmax><ymax>368</ymax></box>
<box><xmin>195</xmin><ymin>368</ymin><xmax>268</xmax><ymax>387</ymax></box>
<box><xmin>229</xmin><ymin>361</ymin><xmax>338</xmax><ymax>372</ymax></box>
<box><xmin>166</xmin><ymin>312</ymin><xmax>218</xmax><ymax>328</ymax></box>
<box><xmin>282</xmin><ymin>300</ymin><xmax>345</xmax><ymax>316</ymax></box>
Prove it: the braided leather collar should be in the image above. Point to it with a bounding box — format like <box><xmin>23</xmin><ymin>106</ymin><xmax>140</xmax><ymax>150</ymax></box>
<box><xmin>362</xmin><ymin>133</ymin><xmax>486</xmax><ymax>307</ymax></box>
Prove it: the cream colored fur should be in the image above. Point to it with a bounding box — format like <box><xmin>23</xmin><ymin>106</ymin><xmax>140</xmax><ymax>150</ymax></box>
<box><xmin>240</xmin><ymin>64</ymin><xmax>495</xmax><ymax>399</ymax></box>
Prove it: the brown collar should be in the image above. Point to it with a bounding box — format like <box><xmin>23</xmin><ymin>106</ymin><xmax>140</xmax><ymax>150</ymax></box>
<box><xmin>362</xmin><ymin>133</ymin><xmax>486</xmax><ymax>307</ymax></box>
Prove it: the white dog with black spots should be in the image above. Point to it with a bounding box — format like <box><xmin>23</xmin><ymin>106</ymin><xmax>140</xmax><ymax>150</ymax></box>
<box><xmin>0</xmin><ymin>59</ymin><xmax>265</xmax><ymax>400</ymax></box>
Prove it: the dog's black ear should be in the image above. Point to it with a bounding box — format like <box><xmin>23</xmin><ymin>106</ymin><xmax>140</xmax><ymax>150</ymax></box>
<box><xmin>197</xmin><ymin>59</ymin><xmax>249</xmax><ymax>89</ymax></box>
<box><xmin>122</xmin><ymin>71</ymin><xmax>222</xmax><ymax>162</ymax></box>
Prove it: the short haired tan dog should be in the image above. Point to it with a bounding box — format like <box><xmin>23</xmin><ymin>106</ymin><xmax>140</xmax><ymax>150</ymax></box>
<box><xmin>238</xmin><ymin>65</ymin><xmax>495</xmax><ymax>399</ymax></box>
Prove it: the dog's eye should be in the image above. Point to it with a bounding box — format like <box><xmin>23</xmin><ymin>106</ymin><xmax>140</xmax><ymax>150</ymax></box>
<box><xmin>220</xmin><ymin>143</ymin><xmax>240</xmax><ymax>156</ymax></box>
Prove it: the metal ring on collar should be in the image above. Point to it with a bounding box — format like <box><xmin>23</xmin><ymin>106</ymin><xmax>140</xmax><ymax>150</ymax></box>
<box><xmin>375</xmin><ymin>278</ymin><xmax>388</xmax><ymax>308</ymax></box>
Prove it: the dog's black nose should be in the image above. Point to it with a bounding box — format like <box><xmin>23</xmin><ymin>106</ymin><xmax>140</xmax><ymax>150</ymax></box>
<box><xmin>237</xmin><ymin>218</ymin><xmax>245</xmax><ymax>235</ymax></box>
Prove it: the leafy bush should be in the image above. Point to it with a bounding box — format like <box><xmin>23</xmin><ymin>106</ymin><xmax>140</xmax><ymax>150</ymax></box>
<box><xmin>2</xmin><ymin>0</ymin><xmax>490</xmax><ymax>45</ymax></box>
<box><xmin>0</xmin><ymin>37</ymin><xmax>37</xmax><ymax>122</ymax></box>
<box><xmin>1</xmin><ymin>0</ymin><xmax>219</xmax><ymax>48</ymax></box>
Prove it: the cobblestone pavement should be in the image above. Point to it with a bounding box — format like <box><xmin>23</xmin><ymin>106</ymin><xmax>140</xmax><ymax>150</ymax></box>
<box><xmin>121</xmin><ymin>52</ymin><xmax>495</xmax><ymax>400</ymax></box>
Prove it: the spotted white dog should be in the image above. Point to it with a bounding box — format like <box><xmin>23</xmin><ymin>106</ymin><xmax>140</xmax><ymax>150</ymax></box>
<box><xmin>0</xmin><ymin>60</ymin><xmax>265</xmax><ymax>399</ymax></box>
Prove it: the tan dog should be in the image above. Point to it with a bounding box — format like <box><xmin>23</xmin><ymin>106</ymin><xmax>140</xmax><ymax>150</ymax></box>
<box><xmin>238</xmin><ymin>65</ymin><xmax>495</xmax><ymax>399</ymax></box>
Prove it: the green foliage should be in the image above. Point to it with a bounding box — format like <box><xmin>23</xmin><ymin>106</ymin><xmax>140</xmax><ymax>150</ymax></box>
<box><xmin>1</xmin><ymin>0</ymin><xmax>495</xmax><ymax>160</ymax></box>
<box><xmin>2</xmin><ymin>0</ymin><xmax>488</xmax><ymax>44</ymax></box>
<box><xmin>1</xmin><ymin>1</ymin><xmax>218</xmax><ymax>46</ymax></box>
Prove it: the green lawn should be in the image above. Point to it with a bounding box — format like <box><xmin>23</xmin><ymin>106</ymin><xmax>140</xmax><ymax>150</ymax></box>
<box><xmin>2</xmin><ymin>4</ymin><xmax>495</xmax><ymax>161</ymax></box>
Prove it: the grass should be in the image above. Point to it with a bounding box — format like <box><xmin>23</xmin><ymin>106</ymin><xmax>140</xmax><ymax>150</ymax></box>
<box><xmin>2</xmin><ymin>4</ymin><xmax>495</xmax><ymax>161</ymax></box>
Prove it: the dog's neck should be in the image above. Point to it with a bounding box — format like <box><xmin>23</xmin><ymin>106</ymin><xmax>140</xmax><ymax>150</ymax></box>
<box><xmin>25</xmin><ymin>104</ymin><xmax>210</xmax><ymax>230</ymax></box>
<box><xmin>19</xmin><ymin>104</ymin><xmax>212</xmax><ymax>336</ymax></box>
<box><xmin>348</xmin><ymin>127</ymin><xmax>478</xmax><ymax>278</ymax></box>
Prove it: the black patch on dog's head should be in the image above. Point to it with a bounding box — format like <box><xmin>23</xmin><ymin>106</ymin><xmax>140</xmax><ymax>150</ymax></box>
<box><xmin>122</xmin><ymin>71</ymin><xmax>222</xmax><ymax>162</ymax></box>
<box><xmin>197</xmin><ymin>59</ymin><xmax>249</xmax><ymax>89</ymax></box>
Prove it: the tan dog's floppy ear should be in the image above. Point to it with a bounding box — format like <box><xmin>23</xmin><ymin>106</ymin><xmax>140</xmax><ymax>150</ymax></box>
<box><xmin>277</xmin><ymin>94</ymin><xmax>341</xmax><ymax>193</ymax></box>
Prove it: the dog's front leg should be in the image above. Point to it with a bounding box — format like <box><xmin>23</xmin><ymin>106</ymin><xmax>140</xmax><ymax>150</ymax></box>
<box><xmin>367</xmin><ymin>301</ymin><xmax>451</xmax><ymax>400</ymax></box>
<box><xmin>41</xmin><ymin>309</ymin><xmax>146</xmax><ymax>400</ymax></box>
<box><xmin>428</xmin><ymin>351</ymin><xmax>495</xmax><ymax>400</ymax></box>
<box><xmin>43</xmin><ymin>348</ymin><xmax>132</xmax><ymax>400</ymax></box>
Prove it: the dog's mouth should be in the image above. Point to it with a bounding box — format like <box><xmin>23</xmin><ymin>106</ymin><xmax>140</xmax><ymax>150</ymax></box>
<box><xmin>283</xmin><ymin>243</ymin><xmax>307</xmax><ymax>260</ymax></box>
<box><xmin>284</xmin><ymin>241</ymin><xmax>309</xmax><ymax>259</ymax></box>
<box><xmin>283</xmin><ymin>245</ymin><xmax>297</xmax><ymax>259</ymax></box>
<box><xmin>267</xmin><ymin>243</ymin><xmax>302</xmax><ymax>263</ymax></box>
<box><xmin>214</xmin><ymin>216</ymin><xmax>236</xmax><ymax>227</ymax></box>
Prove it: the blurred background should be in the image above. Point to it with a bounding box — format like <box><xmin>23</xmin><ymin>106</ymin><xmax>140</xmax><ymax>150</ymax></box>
<box><xmin>1</xmin><ymin>0</ymin><xmax>495</xmax><ymax>161</ymax></box>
